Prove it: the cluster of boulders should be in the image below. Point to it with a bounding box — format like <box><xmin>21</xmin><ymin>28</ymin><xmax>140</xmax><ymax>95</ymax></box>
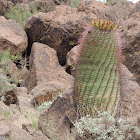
<box><xmin>0</xmin><ymin>0</ymin><xmax>140</xmax><ymax>139</ymax></box>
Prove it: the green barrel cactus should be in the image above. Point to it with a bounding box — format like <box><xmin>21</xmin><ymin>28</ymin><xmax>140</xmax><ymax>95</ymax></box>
<box><xmin>72</xmin><ymin>19</ymin><xmax>121</xmax><ymax>117</ymax></box>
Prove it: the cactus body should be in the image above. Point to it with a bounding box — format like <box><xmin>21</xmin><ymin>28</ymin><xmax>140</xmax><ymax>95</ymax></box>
<box><xmin>73</xmin><ymin>19</ymin><xmax>121</xmax><ymax>116</ymax></box>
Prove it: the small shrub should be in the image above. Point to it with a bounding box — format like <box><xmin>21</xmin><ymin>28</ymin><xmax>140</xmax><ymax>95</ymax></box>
<box><xmin>106</xmin><ymin>0</ymin><xmax>119</xmax><ymax>6</ymax></box>
<box><xmin>37</xmin><ymin>101</ymin><xmax>52</xmax><ymax>112</ymax></box>
<box><xmin>75</xmin><ymin>112</ymin><xmax>140</xmax><ymax>140</ymax></box>
<box><xmin>5</xmin><ymin>3</ymin><xmax>44</xmax><ymax>27</ymax></box>
<box><xmin>2</xmin><ymin>110</ymin><xmax>10</xmax><ymax>118</ymax></box>
<box><xmin>0</xmin><ymin>50</ymin><xmax>21</xmax><ymax>84</ymax></box>
<box><xmin>32</xmin><ymin>117</ymin><xmax>39</xmax><ymax>131</ymax></box>
<box><xmin>71</xmin><ymin>0</ymin><xmax>83</xmax><ymax>8</ymax></box>
<box><xmin>0</xmin><ymin>50</ymin><xmax>21</xmax><ymax>64</ymax></box>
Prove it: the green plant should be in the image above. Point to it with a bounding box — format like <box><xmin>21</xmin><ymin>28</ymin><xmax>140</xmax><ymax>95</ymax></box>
<box><xmin>106</xmin><ymin>0</ymin><xmax>119</xmax><ymax>6</ymax></box>
<box><xmin>2</xmin><ymin>110</ymin><xmax>10</xmax><ymax>117</ymax></box>
<box><xmin>32</xmin><ymin>117</ymin><xmax>39</xmax><ymax>131</ymax></box>
<box><xmin>37</xmin><ymin>101</ymin><xmax>52</xmax><ymax>112</ymax></box>
<box><xmin>75</xmin><ymin>111</ymin><xmax>140</xmax><ymax>140</ymax></box>
<box><xmin>72</xmin><ymin>19</ymin><xmax>121</xmax><ymax>116</ymax></box>
<box><xmin>5</xmin><ymin>3</ymin><xmax>44</xmax><ymax>27</ymax></box>
<box><xmin>0</xmin><ymin>50</ymin><xmax>21</xmax><ymax>64</ymax></box>
<box><xmin>0</xmin><ymin>50</ymin><xmax>21</xmax><ymax>84</ymax></box>
<box><xmin>71</xmin><ymin>0</ymin><xmax>83</xmax><ymax>8</ymax></box>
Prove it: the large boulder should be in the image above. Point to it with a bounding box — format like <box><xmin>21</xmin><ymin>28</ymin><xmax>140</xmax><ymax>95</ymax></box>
<box><xmin>129</xmin><ymin>1</ymin><xmax>140</xmax><ymax>16</ymax></box>
<box><xmin>120</xmin><ymin>12</ymin><xmax>140</xmax><ymax>85</ymax></box>
<box><xmin>27</xmin><ymin>42</ymin><xmax>74</xmax><ymax>92</ymax></box>
<box><xmin>120</xmin><ymin>64</ymin><xmax>140</xmax><ymax>117</ymax></box>
<box><xmin>38</xmin><ymin>87</ymin><xmax>76</xmax><ymax>140</ymax></box>
<box><xmin>111</xmin><ymin>0</ymin><xmax>134</xmax><ymax>23</ymax></box>
<box><xmin>25</xmin><ymin>2</ymin><xmax>117</xmax><ymax>65</ymax></box>
<box><xmin>77</xmin><ymin>1</ymin><xmax>118</xmax><ymax>23</ymax></box>
<box><xmin>0</xmin><ymin>16</ymin><xmax>28</xmax><ymax>55</ymax></box>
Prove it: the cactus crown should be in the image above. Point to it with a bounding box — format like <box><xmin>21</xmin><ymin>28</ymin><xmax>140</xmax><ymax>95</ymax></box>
<box><xmin>90</xmin><ymin>19</ymin><xmax>118</xmax><ymax>31</ymax></box>
<box><xmin>73</xmin><ymin>19</ymin><xmax>121</xmax><ymax>117</ymax></box>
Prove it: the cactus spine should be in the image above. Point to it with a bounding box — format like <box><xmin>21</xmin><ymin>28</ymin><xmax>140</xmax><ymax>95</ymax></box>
<box><xmin>73</xmin><ymin>19</ymin><xmax>121</xmax><ymax>117</ymax></box>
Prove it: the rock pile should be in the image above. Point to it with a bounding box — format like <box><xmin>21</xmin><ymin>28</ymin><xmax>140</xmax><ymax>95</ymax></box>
<box><xmin>0</xmin><ymin>0</ymin><xmax>140</xmax><ymax>139</ymax></box>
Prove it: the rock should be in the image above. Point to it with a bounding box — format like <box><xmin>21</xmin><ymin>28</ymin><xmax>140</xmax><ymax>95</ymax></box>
<box><xmin>120</xmin><ymin>64</ymin><xmax>140</xmax><ymax>117</ymax></box>
<box><xmin>16</xmin><ymin>87</ymin><xmax>32</xmax><ymax>108</ymax></box>
<box><xmin>120</xmin><ymin>12</ymin><xmax>140</xmax><ymax>85</ymax></box>
<box><xmin>66</xmin><ymin>45</ymin><xmax>80</xmax><ymax>67</ymax></box>
<box><xmin>31</xmin><ymin>81</ymin><xmax>67</xmax><ymax>105</ymax></box>
<box><xmin>10</xmin><ymin>126</ymin><xmax>32</xmax><ymax>140</ymax></box>
<box><xmin>38</xmin><ymin>87</ymin><xmax>76</xmax><ymax>140</ymax></box>
<box><xmin>25</xmin><ymin>7</ymin><xmax>96</xmax><ymax>65</ymax></box>
<box><xmin>0</xmin><ymin>0</ymin><xmax>8</xmax><ymax>15</ymax></box>
<box><xmin>129</xmin><ymin>1</ymin><xmax>140</xmax><ymax>16</ymax></box>
<box><xmin>9</xmin><ymin>107</ymin><xmax>37</xmax><ymax>129</ymax></box>
<box><xmin>112</xmin><ymin>0</ymin><xmax>134</xmax><ymax>23</ymax></box>
<box><xmin>11</xmin><ymin>0</ymin><xmax>24</xmax><ymax>4</ymax></box>
<box><xmin>22</xmin><ymin>124</ymin><xmax>36</xmax><ymax>135</ymax></box>
<box><xmin>2</xmin><ymin>89</ymin><xmax>18</xmax><ymax>106</ymax></box>
<box><xmin>0</xmin><ymin>16</ymin><xmax>28</xmax><ymax>55</ymax></box>
<box><xmin>0</xmin><ymin>121</ymin><xmax>10</xmax><ymax>136</ymax></box>
<box><xmin>77</xmin><ymin>1</ymin><xmax>117</xmax><ymax>23</ymax></box>
<box><xmin>53</xmin><ymin>0</ymin><xmax>71</xmax><ymax>5</ymax></box>
<box><xmin>16</xmin><ymin>87</ymin><xmax>28</xmax><ymax>96</ymax></box>
<box><xmin>25</xmin><ymin>2</ymin><xmax>116</xmax><ymax>65</ymax></box>
<box><xmin>33</xmin><ymin>0</ymin><xmax>56</xmax><ymax>13</ymax></box>
<box><xmin>0</xmin><ymin>72</ymin><xmax>16</xmax><ymax>97</ymax></box>
<box><xmin>19</xmin><ymin>67</ymin><xmax>29</xmax><ymax>87</ymax></box>
<box><xmin>32</xmin><ymin>130</ymin><xmax>49</xmax><ymax>140</ymax></box>
<box><xmin>27</xmin><ymin>42</ymin><xmax>74</xmax><ymax>91</ymax></box>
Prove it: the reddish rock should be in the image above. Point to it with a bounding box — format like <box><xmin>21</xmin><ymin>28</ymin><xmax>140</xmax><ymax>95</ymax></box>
<box><xmin>19</xmin><ymin>67</ymin><xmax>29</xmax><ymax>87</ymax></box>
<box><xmin>31</xmin><ymin>81</ymin><xmax>67</xmax><ymax>105</ymax></box>
<box><xmin>25</xmin><ymin>2</ymin><xmax>116</xmax><ymax>65</ymax></box>
<box><xmin>16</xmin><ymin>87</ymin><xmax>32</xmax><ymax>108</ymax></box>
<box><xmin>77</xmin><ymin>1</ymin><xmax>118</xmax><ymax>23</ymax></box>
<box><xmin>120</xmin><ymin>12</ymin><xmax>140</xmax><ymax>85</ymax></box>
<box><xmin>0</xmin><ymin>17</ymin><xmax>28</xmax><ymax>55</ymax></box>
<box><xmin>129</xmin><ymin>1</ymin><xmax>140</xmax><ymax>16</ymax></box>
<box><xmin>0</xmin><ymin>121</ymin><xmax>10</xmax><ymax>136</ymax></box>
<box><xmin>27</xmin><ymin>42</ymin><xmax>74</xmax><ymax>91</ymax></box>
<box><xmin>112</xmin><ymin>0</ymin><xmax>134</xmax><ymax>23</ymax></box>
<box><xmin>33</xmin><ymin>0</ymin><xmax>56</xmax><ymax>12</ymax></box>
<box><xmin>32</xmin><ymin>130</ymin><xmax>49</xmax><ymax>140</ymax></box>
<box><xmin>38</xmin><ymin>87</ymin><xmax>76</xmax><ymax>140</ymax></box>
<box><xmin>22</xmin><ymin>124</ymin><xmax>36</xmax><ymax>135</ymax></box>
<box><xmin>66</xmin><ymin>45</ymin><xmax>80</xmax><ymax>67</ymax></box>
<box><xmin>120</xmin><ymin>64</ymin><xmax>140</xmax><ymax>117</ymax></box>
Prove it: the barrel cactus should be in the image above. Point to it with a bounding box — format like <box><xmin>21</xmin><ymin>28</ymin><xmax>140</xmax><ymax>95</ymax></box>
<box><xmin>72</xmin><ymin>19</ymin><xmax>122</xmax><ymax>117</ymax></box>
